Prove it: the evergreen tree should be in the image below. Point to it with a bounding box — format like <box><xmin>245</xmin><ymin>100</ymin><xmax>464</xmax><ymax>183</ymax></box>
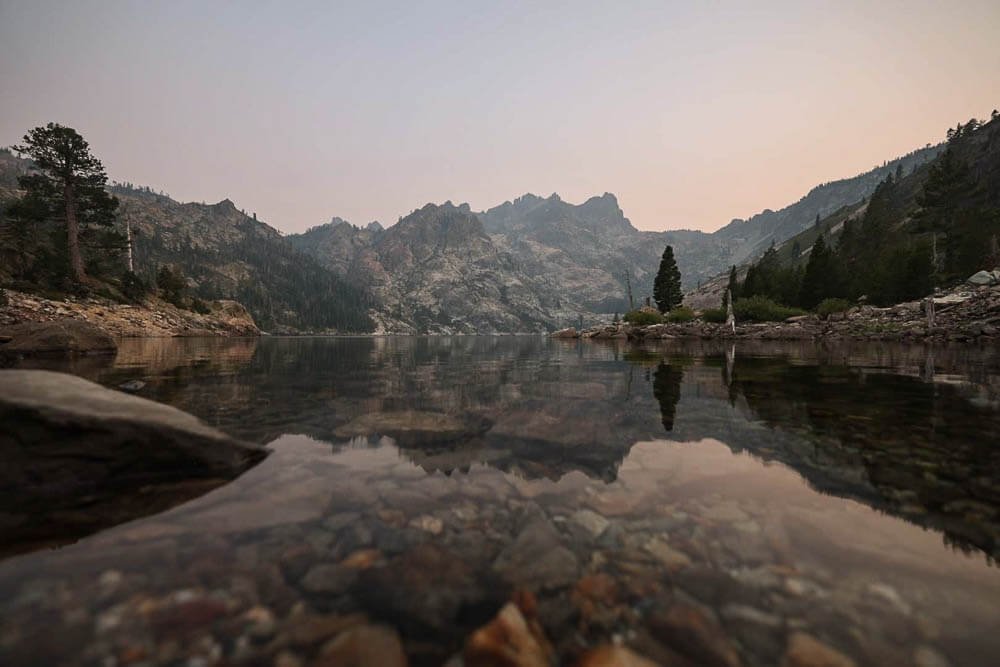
<box><xmin>653</xmin><ymin>245</ymin><xmax>682</xmax><ymax>313</ymax></box>
<box><xmin>11</xmin><ymin>123</ymin><xmax>122</xmax><ymax>284</ymax></box>
<box><xmin>799</xmin><ymin>235</ymin><xmax>836</xmax><ymax>309</ymax></box>
<box><xmin>914</xmin><ymin>147</ymin><xmax>981</xmax><ymax>278</ymax></box>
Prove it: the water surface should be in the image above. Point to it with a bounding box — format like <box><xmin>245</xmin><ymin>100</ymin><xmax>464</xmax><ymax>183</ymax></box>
<box><xmin>2</xmin><ymin>336</ymin><xmax>999</xmax><ymax>666</ymax></box>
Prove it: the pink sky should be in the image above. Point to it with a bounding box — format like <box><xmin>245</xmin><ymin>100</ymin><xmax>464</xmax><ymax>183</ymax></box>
<box><xmin>1</xmin><ymin>1</ymin><xmax>998</xmax><ymax>233</ymax></box>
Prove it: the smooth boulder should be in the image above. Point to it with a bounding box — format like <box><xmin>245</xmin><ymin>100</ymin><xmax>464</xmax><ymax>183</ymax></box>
<box><xmin>0</xmin><ymin>370</ymin><xmax>268</xmax><ymax>555</ymax></box>
<box><xmin>966</xmin><ymin>270</ymin><xmax>1000</xmax><ymax>286</ymax></box>
<box><xmin>0</xmin><ymin>319</ymin><xmax>117</xmax><ymax>357</ymax></box>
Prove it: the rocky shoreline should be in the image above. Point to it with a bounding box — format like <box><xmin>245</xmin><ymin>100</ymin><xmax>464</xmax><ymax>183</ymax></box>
<box><xmin>0</xmin><ymin>289</ymin><xmax>259</xmax><ymax>339</ymax></box>
<box><xmin>554</xmin><ymin>283</ymin><xmax>1000</xmax><ymax>344</ymax></box>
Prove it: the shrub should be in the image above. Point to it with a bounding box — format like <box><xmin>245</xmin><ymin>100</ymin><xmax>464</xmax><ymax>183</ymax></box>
<box><xmin>121</xmin><ymin>271</ymin><xmax>149</xmax><ymax>303</ymax></box>
<box><xmin>816</xmin><ymin>298</ymin><xmax>852</xmax><ymax>319</ymax></box>
<box><xmin>623</xmin><ymin>309</ymin><xmax>664</xmax><ymax>326</ymax></box>
<box><xmin>733</xmin><ymin>296</ymin><xmax>807</xmax><ymax>322</ymax></box>
<box><xmin>701</xmin><ymin>307</ymin><xmax>726</xmax><ymax>323</ymax></box>
<box><xmin>666</xmin><ymin>306</ymin><xmax>695</xmax><ymax>322</ymax></box>
<box><xmin>190</xmin><ymin>297</ymin><xmax>211</xmax><ymax>314</ymax></box>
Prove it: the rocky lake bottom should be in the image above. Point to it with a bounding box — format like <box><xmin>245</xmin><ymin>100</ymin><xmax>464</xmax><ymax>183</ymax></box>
<box><xmin>1</xmin><ymin>336</ymin><xmax>999</xmax><ymax>666</ymax></box>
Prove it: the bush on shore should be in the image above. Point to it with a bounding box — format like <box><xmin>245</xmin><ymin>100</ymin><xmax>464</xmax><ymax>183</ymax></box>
<box><xmin>733</xmin><ymin>296</ymin><xmax>807</xmax><ymax>322</ymax></box>
<box><xmin>623</xmin><ymin>309</ymin><xmax>664</xmax><ymax>326</ymax></box>
<box><xmin>666</xmin><ymin>306</ymin><xmax>695</xmax><ymax>322</ymax></box>
<box><xmin>816</xmin><ymin>298</ymin><xmax>852</xmax><ymax>319</ymax></box>
<box><xmin>701</xmin><ymin>307</ymin><xmax>726</xmax><ymax>323</ymax></box>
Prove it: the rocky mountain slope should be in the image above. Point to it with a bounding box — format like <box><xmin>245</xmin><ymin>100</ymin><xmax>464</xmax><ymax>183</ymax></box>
<box><xmin>0</xmin><ymin>149</ymin><xmax>374</xmax><ymax>333</ymax></box>
<box><xmin>110</xmin><ymin>187</ymin><xmax>375</xmax><ymax>333</ymax></box>
<box><xmin>478</xmin><ymin>193</ymin><xmax>722</xmax><ymax>313</ymax></box>
<box><xmin>291</xmin><ymin>203</ymin><xmax>561</xmax><ymax>333</ymax></box>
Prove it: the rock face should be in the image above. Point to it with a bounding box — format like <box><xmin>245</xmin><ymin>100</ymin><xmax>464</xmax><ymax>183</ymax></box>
<box><xmin>291</xmin><ymin>203</ymin><xmax>561</xmax><ymax>333</ymax></box>
<box><xmin>480</xmin><ymin>192</ymin><xmax>723</xmax><ymax>312</ymax></box>
<box><xmin>0</xmin><ymin>319</ymin><xmax>116</xmax><ymax>357</ymax></box>
<box><xmin>0</xmin><ymin>370</ymin><xmax>267</xmax><ymax>554</ymax></box>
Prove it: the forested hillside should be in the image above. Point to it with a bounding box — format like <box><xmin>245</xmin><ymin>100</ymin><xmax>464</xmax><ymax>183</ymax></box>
<box><xmin>729</xmin><ymin>114</ymin><xmax>1000</xmax><ymax>310</ymax></box>
<box><xmin>0</xmin><ymin>150</ymin><xmax>374</xmax><ymax>333</ymax></box>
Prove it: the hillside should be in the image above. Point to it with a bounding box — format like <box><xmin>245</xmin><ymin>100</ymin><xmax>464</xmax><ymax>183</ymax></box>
<box><xmin>110</xmin><ymin>187</ymin><xmax>374</xmax><ymax>332</ymax></box>
<box><xmin>0</xmin><ymin>152</ymin><xmax>375</xmax><ymax>333</ymax></box>
<box><xmin>712</xmin><ymin>144</ymin><xmax>942</xmax><ymax>267</ymax></box>
<box><xmin>717</xmin><ymin>114</ymin><xmax>1000</xmax><ymax>310</ymax></box>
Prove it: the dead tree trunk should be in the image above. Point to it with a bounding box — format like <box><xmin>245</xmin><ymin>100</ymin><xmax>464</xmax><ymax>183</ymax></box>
<box><xmin>126</xmin><ymin>218</ymin><xmax>134</xmax><ymax>273</ymax></box>
<box><xmin>725</xmin><ymin>289</ymin><xmax>736</xmax><ymax>334</ymax></box>
<box><xmin>64</xmin><ymin>181</ymin><xmax>86</xmax><ymax>283</ymax></box>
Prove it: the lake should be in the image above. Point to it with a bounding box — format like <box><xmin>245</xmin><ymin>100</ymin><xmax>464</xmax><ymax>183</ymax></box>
<box><xmin>1</xmin><ymin>336</ymin><xmax>999</xmax><ymax>666</ymax></box>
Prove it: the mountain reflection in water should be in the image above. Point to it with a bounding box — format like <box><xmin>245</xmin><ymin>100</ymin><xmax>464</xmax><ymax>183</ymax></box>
<box><xmin>1</xmin><ymin>336</ymin><xmax>999</xmax><ymax>666</ymax></box>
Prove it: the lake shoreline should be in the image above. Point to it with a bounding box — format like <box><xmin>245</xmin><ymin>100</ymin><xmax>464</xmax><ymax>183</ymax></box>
<box><xmin>554</xmin><ymin>283</ymin><xmax>1000</xmax><ymax>344</ymax></box>
<box><xmin>0</xmin><ymin>288</ymin><xmax>260</xmax><ymax>339</ymax></box>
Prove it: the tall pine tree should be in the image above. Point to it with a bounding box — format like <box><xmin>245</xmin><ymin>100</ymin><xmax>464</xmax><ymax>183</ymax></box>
<box><xmin>11</xmin><ymin>123</ymin><xmax>121</xmax><ymax>285</ymax></box>
<box><xmin>799</xmin><ymin>235</ymin><xmax>836</xmax><ymax>309</ymax></box>
<box><xmin>653</xmin><ymin>245</ymin><xmax>682</xmax><ymax>313</ymax></box>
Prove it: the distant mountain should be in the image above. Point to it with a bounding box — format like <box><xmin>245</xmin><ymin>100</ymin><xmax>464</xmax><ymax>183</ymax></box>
<box><xmin>478</xmin><ymin>192</ymin><xmax>722</xmax><ymax>312</ymax></box>
<box><xmin>290</xmin><ymin>202</ymin><xmax>560</xmax><ymax>333</ymax></box>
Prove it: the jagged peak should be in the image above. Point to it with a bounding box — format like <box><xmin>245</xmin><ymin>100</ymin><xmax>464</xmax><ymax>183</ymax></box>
<box><xmin>366</xmin><ymin>220</ymin><xmax>384</xmax><ymax>232</ymax></box>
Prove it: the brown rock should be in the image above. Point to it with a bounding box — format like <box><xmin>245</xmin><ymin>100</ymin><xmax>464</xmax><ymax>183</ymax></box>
<box><xmin>647</xmin><ymin>602</ymin><xmax>741</xmax><ymax>667</ymax></box>
<box><xmin>313</xmin><ymin>624</ymin><xmax>407</xmax><ymax>667</ymax></box>
<box><xmin>150</xmin><ymin>597</ymin><xmax>229</xmax><ymax>638</ymax></box>
<box><xmin>341</xmin><ymin>548</ymin><xmax>382</xmax><ymax>570</ymax></box>
<box><xmin>781</xmin><ymin>632</ymin><xmax>856</xmax><ymax>667</ymax></box>
<box><xmin>576</xmin><ymin>645</ymin><xmax>660</xmax><ymax>667</ymax></box>
<box><xmin>464</xmin><ymin>597</ymin><xmax>555</xmax><ymax>667</ymax></box>
<box><xmin>551</xmin><ymin>327</ymin><xmax>579</xmax><ymax>338</ymax></box>
<box><xmin>286</xmin><ymin>612</ymin><xmax>368</xmax><ymax>647</ymax></box>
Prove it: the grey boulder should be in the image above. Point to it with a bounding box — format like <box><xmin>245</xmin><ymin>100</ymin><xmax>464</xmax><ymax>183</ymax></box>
<box><xmin>0</xmin><ymin>370</ymin><xmax>267</xmax><ymax>555</ymax></box>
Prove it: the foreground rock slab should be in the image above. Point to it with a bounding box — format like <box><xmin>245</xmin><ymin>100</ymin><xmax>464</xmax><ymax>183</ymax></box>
<box><xmin>0</xmin><ymin>369</ymin><xmax>267</xmax><ymax>555</ymax></box>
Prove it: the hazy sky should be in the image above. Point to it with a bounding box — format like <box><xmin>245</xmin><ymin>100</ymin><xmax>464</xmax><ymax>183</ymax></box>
<box><xmin>2</xmin><ymin>1</ymin><xmax>998</xmax><ymax>234</ymax></box>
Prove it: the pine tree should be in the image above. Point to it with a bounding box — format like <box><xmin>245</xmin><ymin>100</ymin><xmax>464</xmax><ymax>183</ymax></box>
<box><xmin>653</xmin><ymin>245</ymin><xmax>682</xmax><ymax>313</ymax></box>
<box><xmin>11</xmin><ymin>123</ymin><xmax>121</xmax><ymax>284</ymax></box>
<box><xmin>799</xmin><ymin>235</ymin><xmax>835</xmax><ymax>309</ymax></box>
